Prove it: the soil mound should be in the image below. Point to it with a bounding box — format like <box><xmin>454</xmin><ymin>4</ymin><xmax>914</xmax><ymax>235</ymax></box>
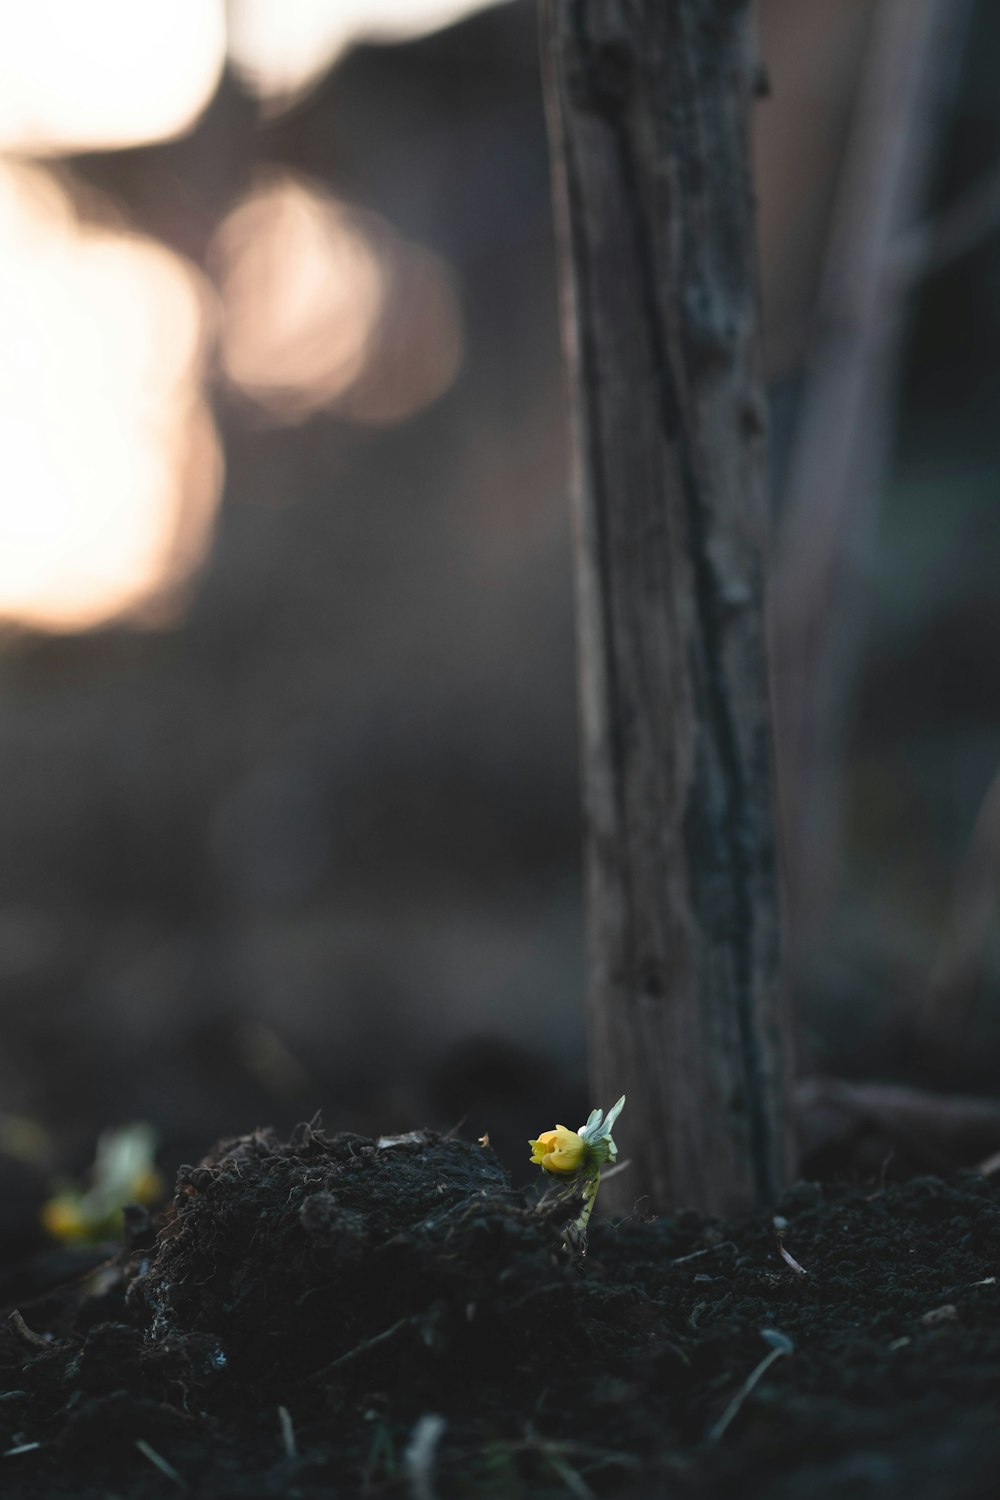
<box><xmin>2</xmin><ymin>1125</ymin><xmax>1000</xmax><ymax>1497</ymax></box>
<box><xmin>131</xmin><ymin>1122</ymin><xmax>584</xmax><ymax>1396</ymax></box>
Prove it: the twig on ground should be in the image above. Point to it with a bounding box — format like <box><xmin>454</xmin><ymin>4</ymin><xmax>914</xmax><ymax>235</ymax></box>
<box><xmin>798</xmin><ymin>1075</ymin><xmax>1000</xmax><ymax>1174</ymax></box>
<box><xmin>320</xmin><ymin>1314</ymin><xmax>414</xmax><ymax>1373</ymax></box>
<box><xmin>671</xmin><ymin>1241</ymin><xmax>737</xmax><ymax>1266</ymax></box>
<box><xmin>7</xmin><ymin>1312</ymin><xmax>50</xmax><ymax>1352</ymax></box>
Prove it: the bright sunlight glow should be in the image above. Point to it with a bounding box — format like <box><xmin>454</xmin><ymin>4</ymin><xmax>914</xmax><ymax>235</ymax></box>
<box><xmin>215</xmin><ymin>176</ymin><xmax>387</xmax><ymax>421</ymax></box>
<box><xmin>0</xmin><ymin>0</ymin><xmax>480</xmax><ymax>633</ymax></box>
<box><xmin>213</xmin><ymin>174</ymin><xmax>462</xmax><ymax>426</ymax></box>
<box><xmin>0</xmin><ymin>0</ymin><xmax>225</xmax><ymax>155</ymax></box>
<box><xmin>0</xmin><ymin>165</ymin><xmax>221</xmax><ymax>632</ymax></box>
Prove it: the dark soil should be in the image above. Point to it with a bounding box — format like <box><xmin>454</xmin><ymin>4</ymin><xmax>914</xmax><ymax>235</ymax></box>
<box><xmin>3</xmin><ymin>1125</ymin><xmax>1000</xmax><ymax>1498</ymax></box>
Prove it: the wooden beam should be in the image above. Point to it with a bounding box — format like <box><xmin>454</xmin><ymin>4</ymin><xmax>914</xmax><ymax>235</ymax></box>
<box><xmin>542</xmin><ymin>0</ymin><xmax>791</xmax><ymax>1214</ymax></box>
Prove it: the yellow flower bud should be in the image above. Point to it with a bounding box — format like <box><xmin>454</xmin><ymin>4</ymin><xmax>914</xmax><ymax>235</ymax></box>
<box><xmin>528</xmin><ymin>1124</ymin><xmax>586</xmax><ymax>1175</ymax></box>
<box><xmin>40</xmin><ymin>1195</ymin><xmax>90</xmax><ymax>1243</ymax></box>
<box><xmin>40</xmin><ymin>1124</ymin><xmax>166</xmax><ymax>1244</ymax></box>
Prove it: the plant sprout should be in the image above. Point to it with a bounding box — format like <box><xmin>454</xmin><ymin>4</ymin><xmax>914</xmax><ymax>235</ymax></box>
<box><xmin>529</xmin><ymin>1095</ymin><xmax>625</xmax><ymax>1245</ymax></box>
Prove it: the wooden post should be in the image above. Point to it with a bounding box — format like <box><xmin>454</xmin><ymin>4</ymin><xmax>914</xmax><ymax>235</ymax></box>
<box><xmin>541</xmin><ymin>0</ymin><xmax>791</xmax><ymax>1215</ymax></box>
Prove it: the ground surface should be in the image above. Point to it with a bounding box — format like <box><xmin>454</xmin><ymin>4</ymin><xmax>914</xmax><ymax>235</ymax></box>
<box><xmin>2</xmin><ymin>1125</ymin><xmax>1000</xmax><ymax>1498</ymax></box>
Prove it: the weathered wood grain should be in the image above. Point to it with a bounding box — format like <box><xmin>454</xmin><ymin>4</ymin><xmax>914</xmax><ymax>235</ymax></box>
<box><xmin>541</xmin><ymin>0</ymin><xmax>791</xmax><ymax>1214</ymax></box>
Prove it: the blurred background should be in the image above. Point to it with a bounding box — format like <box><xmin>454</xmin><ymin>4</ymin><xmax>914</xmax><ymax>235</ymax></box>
<box><xmin>1</xmin><ymin>0</ymin><xmax>1000</xmax><ymax>1233</ymax></box>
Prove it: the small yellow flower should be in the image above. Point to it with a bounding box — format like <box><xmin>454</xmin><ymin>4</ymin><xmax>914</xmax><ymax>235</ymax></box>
<box><xmin>528</xmin><ymin>1124</ymin><xmax>586</xmax><ymax>1175</ymax></box>
<box><xmin>40</xmin><ymin>1123</ymin><xmax>165</xmax><ymax>1245</ymax></box>
<box><xmin>40</xmin><ymin>1195</ymin><xmax>90</xmax><ymax>1243</ymax></box>
<box><xmin>529</xmin><ymin>1097</ymin><xmax>625</xmax><ymax>1246</ymax></box>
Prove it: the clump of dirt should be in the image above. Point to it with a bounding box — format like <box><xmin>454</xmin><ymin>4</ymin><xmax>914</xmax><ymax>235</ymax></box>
<box><xmin>2</xmin><ymin>1125</ymin><xmax>1000</xmax><ymax>1498</ymax></box>
<box><xmin>129</xmin><ymin>1121</ymin><xmax>592</xmax><ymax>1402</ymax></box>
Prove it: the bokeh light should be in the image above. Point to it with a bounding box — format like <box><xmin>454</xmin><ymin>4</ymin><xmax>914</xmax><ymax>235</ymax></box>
<box><xmin>0</xmin><ymin>164</ymin><xmax>221</xmax><ymax>631</ymax></box>
<box><xmin>213</xmin><ymin>174</ymin><xmax>462</xmax><ymax>426</ymax></box>
<box><xmin>0</xmin><ymin>0</ymin><xmax>225</xmax><ymax>155</ymax></box>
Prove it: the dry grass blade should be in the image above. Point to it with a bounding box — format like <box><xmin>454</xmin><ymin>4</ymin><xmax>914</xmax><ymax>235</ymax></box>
<box><xmin>135</xmin><ymin>1439</ymin><xmax>186</xmax><ymax>1488</ymax></box>
<box><xmin>777</xmin><ymin>1232</ymin><xmax>808</xmax><ymax>1276</ymax></box>
<box><xmin>545</xmin><ymin>1449</ymin><xmax>596</xmax><ymax>1500</ymax></box>
<box><xmin>278</xmin><ymin>1405</ymin><xmax>297</xmax><ymax>1459</ymax></box>
<box><xmin>404</xmin><ymin>1413</ymin><xmax>446</xmax><ymax>1500</ymax></box>
<box><xmin>707</xmin><ymin>1330</ymin><xmax>794</xmax><ymax>1445</ymax></box>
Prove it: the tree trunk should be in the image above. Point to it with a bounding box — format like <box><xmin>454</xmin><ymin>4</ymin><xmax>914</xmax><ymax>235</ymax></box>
<box><xmin>541</xmin><ymin>0</ymin><xmax>791</xmax><ymax>1216</ymax></box>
